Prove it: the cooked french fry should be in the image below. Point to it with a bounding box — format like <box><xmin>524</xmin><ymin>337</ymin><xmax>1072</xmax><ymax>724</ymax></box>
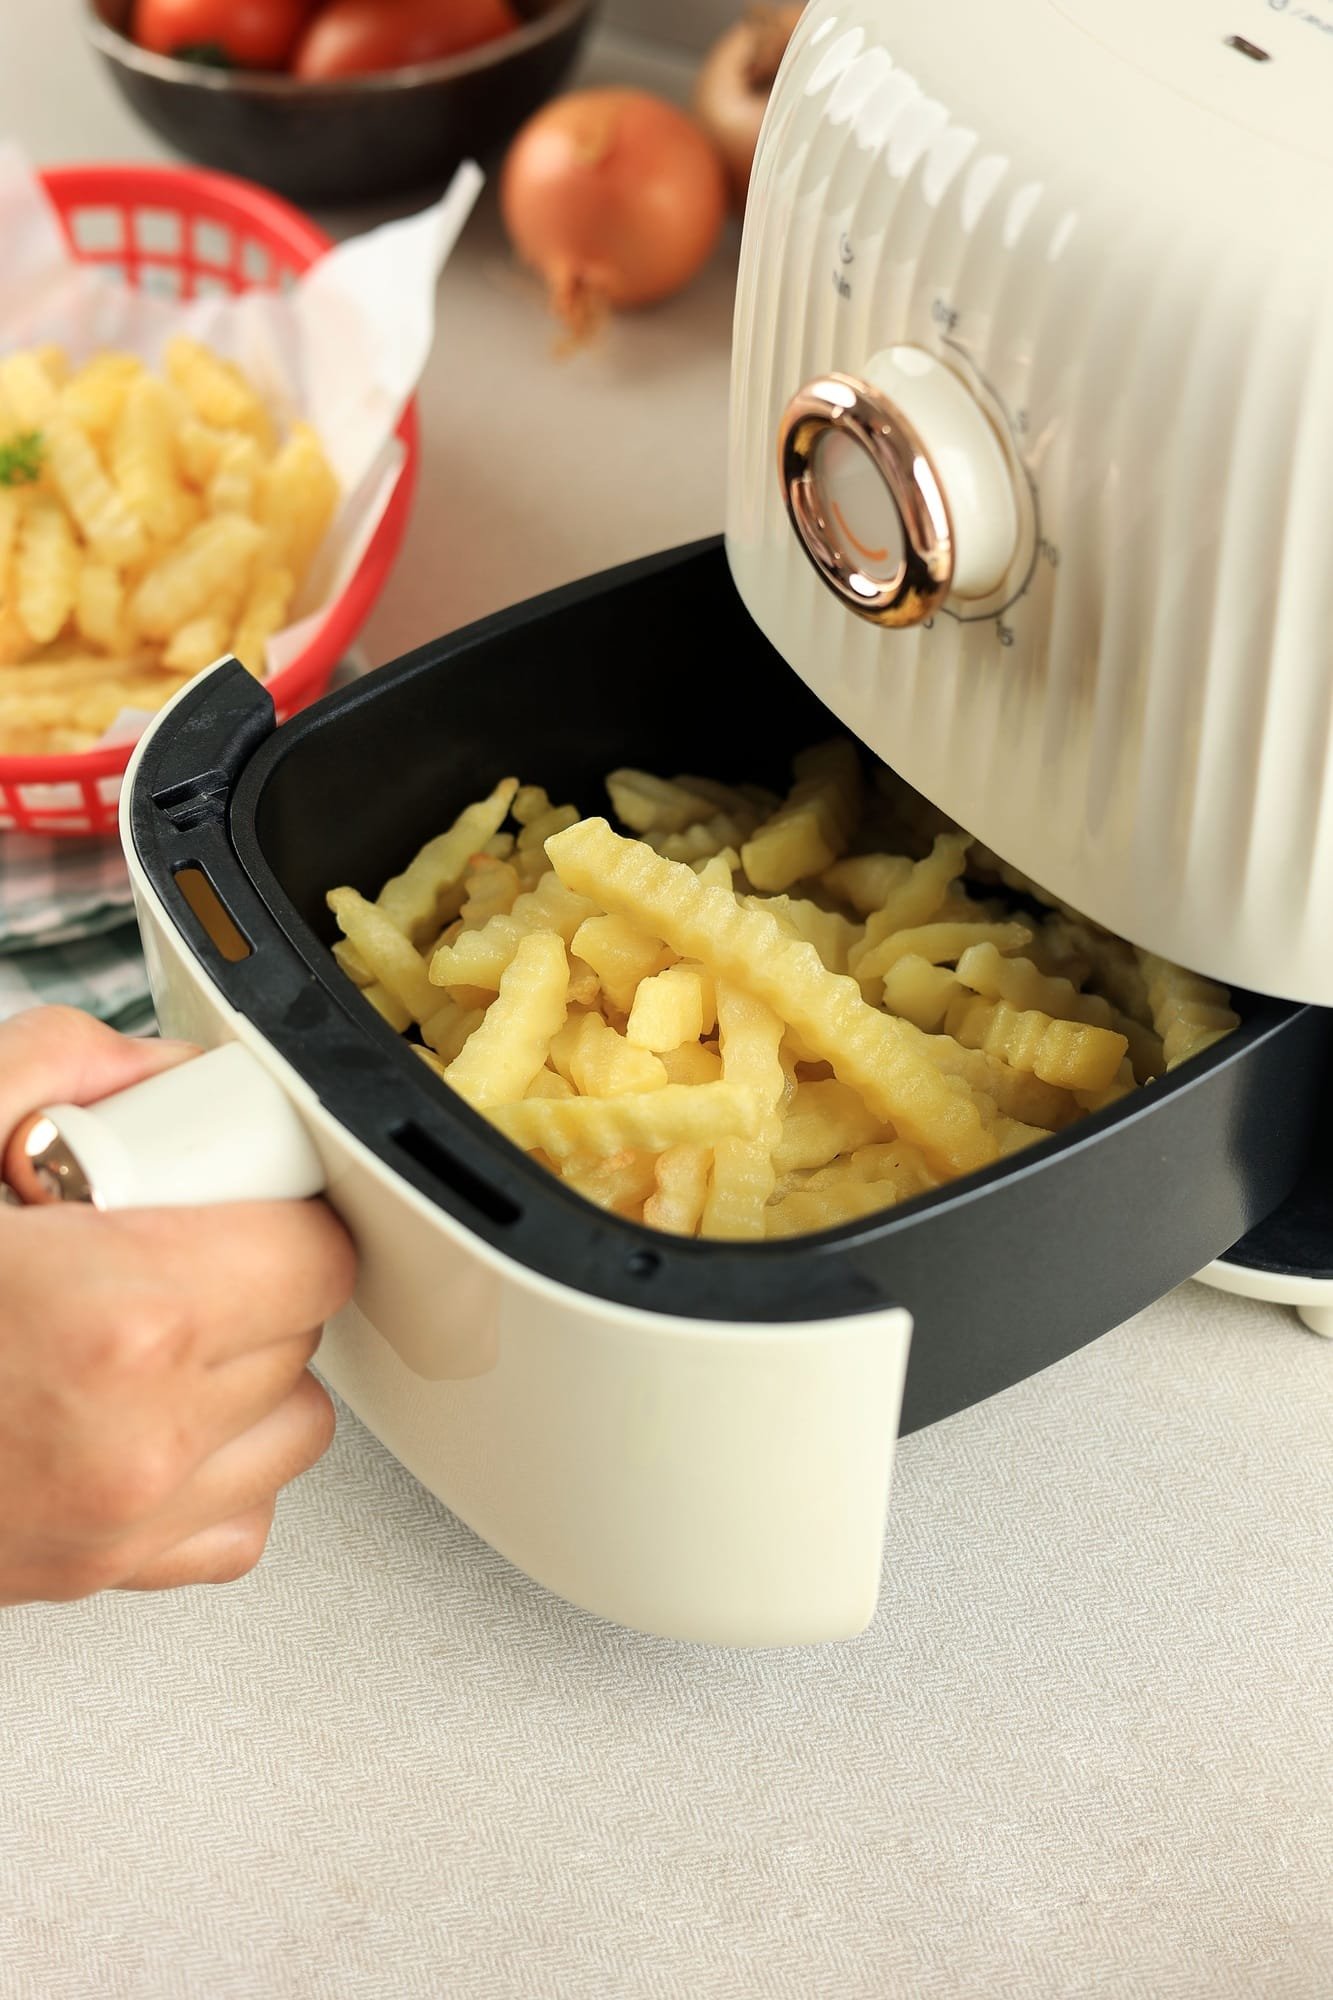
<box><xmin>112</xmin><ymin>374</ymin><xmax>188</xmax><ymax>541</ymax></box>
<box><xmin>740</xmin><ymin>893</ymin><xmax>862</xmax><ymax>974</ymax></box>
<box><xmin>821</xmin><ymin>852</ymin><xmax>914</xmax><ymax>915</ymax></box>
<box><xmin>1139</xmin><ymin>953</ymin><xmax>1240</xmax><ymax>1068</ymax></box>
<box><xmin>0</xmin><ymin>352</ymin><xmax>58</xmax><ymax>428</ymax></box>
<box><xmin>526</xmin><ymin>1067</ymin><xmax>577</xmax><ymax>1101</ymax></box>
<box><xmin>643</xmin><ymin>1145</ymin><xmax>711</xmax><ymax>1236</ymax></box>
<box><xmin>166</xmin><ymin>337</ymin><xmax>270</xmax><ymax>440</ymax></box>
<box><xmin>430</xmin><ymin>871</ymin><xmax>596</xmax><ymax>991</ymax></box>
<box><xmin>326</xmin><ymin>886</ymin><xmax>438</xmax><ymax>1023</ymax></box>
<box><xmin>879</xmin><ymin>955</ymin><xmax>963</xmax><ymax>1033</ymax></box>
<box><xmin>363</xmin><ymin>982</ymin><xmax>412</xmax><ymax>1034</ymax></box>
<box><xmin>488</xmin><ymin>1081</ymin><xmax>763</xmax><ymax>1162</ymax></box>
<box><xmin>207</xmin><ymin>432</ymin><xmax>263</xmax><ymax>518</ymax></box>
<box><xmin>43</xmin><ymin>411</ymin><xmax>148</xmax><ymax>569</ymax></box>
<box><xmin>131</xmin><ymin>514</ymin><xmax>264</xmax><ymax>641</ymax></box>
<box><xmin>854</xmin><ymin>920</ymin><xmax>1033</xmax><ymax>988</ymax></box>
<box><xmin>626</xmin><ymin>962</ymin><xmax>707</xmax><ymax>1051</ymax></box>
<box><xmin>740</xmin><ymin>739</ymin><xmax>862</xmax><ymax>891</ymax></box>
<box><xmin>944</xmin><ymin>991</ymin><xmax>1128</xmax><ymax>1093</ymax></box>
<box><xmin>442</xmin><ymin>930</ymin><xmax>569</xmax><ymax>1110</ymax></box>
<box><xmin>765</xmin><ymin>1181</ymin><xmax>898</xmax><ymax>1239</ymax></box>
<box><xmin>955</xmin><ymin>941</ymin><xmax>1164</xmax><ymax>1081</ymax></box>
<box><xmin>459</xmin><ymin>855</ymin><xmax>522</xmax><ymax>931</ymax></box>
<box><xmin>554</xmin><ymin>1010</ymin><xmax>669</xmax><ymax>1096</ymax></box>
<box><xmin>547</xmin><ymin>820</ymin><xmax>996</xmax><ymax>1177</ymax></box>
<box><xmin>848</xmin><ymin>833</ymin><xmax>972</xmax><ymax>972</ymax></box>
<box><xmin>606</xmin><ymin>769</ymin><xmax>722</xmax><ymax>835</ymax></box>
<box><xmin>657</xmin><ymin>1042</ymin><xmax>724</xmax><ymax>1087</ymax></box>
<box><xmin>74</xmin><ymin>564</ymin><xmax>129</xmax><ymax>656</ymax></box>
<box><xmin>771</xmin><ymin>1080</ymin><xmax>886</xmax><ymax>1174</ymax></box>
<box><xmin>259</xmin><ymin>424</ymin><xmax>338</xmax><ymax>582</ymax></box>
<box><xmin>569</xmin><ymin>912</ymin><xmax>673</xmax><ymax>1015</ymax></box>
<box><xmin>701</xmin><ymin>981</ymin><xmax>787</xmax><ymax>1240</ymax></box>
<box><xmin>376</xmin><ymin>778</ymin><xmax>519</xmax><ymax>943</ymax></box>
<box><xmin>560</xmin><ymin>1149</ymin><xmax>659</xmax><ymax>1217</ymax></box>
<box><xmin>15</xmin><ymin>495</ymin><xmax>78</xmax><ymax>646</ymax></box>
<box><xmin>64</xmin><ymin>353</ymin><xmax>142</xmax><ymax>438</ymax></box>
<box><xmin>231</xmin><ymin>565</ymin><xmax>295</xmax><ymax>679</ymax></box>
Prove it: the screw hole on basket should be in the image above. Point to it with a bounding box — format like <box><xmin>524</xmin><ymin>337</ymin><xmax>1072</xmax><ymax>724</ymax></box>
<box><xmin>626</xmin><ymin>1249</ymin><xmax>661</xmax><ymax>1280</ymax></box>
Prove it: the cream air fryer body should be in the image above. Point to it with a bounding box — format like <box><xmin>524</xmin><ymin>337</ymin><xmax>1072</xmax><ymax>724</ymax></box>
<box><xmin>727</xmin><ymin>0</ymin><xmax>1333</xmax><ymax>1007</ymax></box>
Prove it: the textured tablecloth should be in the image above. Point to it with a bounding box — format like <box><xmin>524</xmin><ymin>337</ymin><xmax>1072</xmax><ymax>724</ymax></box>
<box><xmin>2</xmin><ymin>1282</ymin><xmax>1329</xmax><ymax>2000</ymax></box>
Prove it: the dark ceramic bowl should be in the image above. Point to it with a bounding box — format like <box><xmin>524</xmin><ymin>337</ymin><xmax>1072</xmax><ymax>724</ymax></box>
<box><xmin>86</xmin><ymin>0</ymin><xmax>598</xmax><ymax>208</ymax></box>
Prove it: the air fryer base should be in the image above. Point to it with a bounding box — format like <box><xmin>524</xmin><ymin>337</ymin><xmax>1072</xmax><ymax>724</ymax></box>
<box><xmin>122</xmin><ymin>540</ymin><xmax>1332</xmax><ymax>1645</ymax></box>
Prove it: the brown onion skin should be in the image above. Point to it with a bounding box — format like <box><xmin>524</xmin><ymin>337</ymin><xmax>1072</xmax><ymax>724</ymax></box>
<box><xmin>694</xmin><ymin>4</ymin><xmax>804</xmax><ymax>212</ymax></box>
<box><xmin>500</xmin><ymin>88</ymin><xmax>729</xmax><ymax>339</ymax></box>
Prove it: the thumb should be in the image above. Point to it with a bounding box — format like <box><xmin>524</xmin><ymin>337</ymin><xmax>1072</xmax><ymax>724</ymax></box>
<box><xmin>0</xmin><ymin>1006</ymin><xmax>199</xmax><ymax>1161</ymax></box>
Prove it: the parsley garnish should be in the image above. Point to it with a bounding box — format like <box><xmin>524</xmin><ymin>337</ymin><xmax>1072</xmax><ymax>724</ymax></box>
<box><xmin>0</xmin><ymin>431</ymin><xmax>44</xmax><ymax>487</ymax></box>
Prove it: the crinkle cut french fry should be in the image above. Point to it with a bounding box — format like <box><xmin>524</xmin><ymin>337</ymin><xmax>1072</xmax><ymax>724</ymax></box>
<box><xmin>553</xmin><ymin>1010</ymin><xmax>668</xmax><ymax>1096</ymax></box>
<box><xmin>911</xmin><ymin>1032</ymin><xmax>1076</xmax><ymax>1130</ymax></box>
<box><xmin>740</xmin><ymin>739</ymin><xmax>863</xmax><ymax>891</ymax></box>
<box><xmin>879</xmin><ymin>955</ymin><xmax>963</xmax><ymax>1033</ymax></box>
<box><xmin>75</xmin><ymin>563</ymin><xmax>129</xmax><ymax>656</ymax></box>
<box><xmin>849</xmin><ymin>833</ymin><xmax>973</xmax><ymax>972</ymax></box>
<box><xmin>378</xmin><ymin>778</ymin><xmax>519</xmax><ymax>942</ymax></box>
<box><xmin>765</xmin><ymin>1181</ymin><xmax>897</xmax><ymax>1239</ymax></box>
<box><xmin>63</xmin><ymin>353</ymin><xmax>142</xmax><ymax>436</ymax></box>
<box><xmin>231</xmin><ymin>565</ymin><xmax>295</xmax><ymax>679</ymax></box>
<box><xmin>326</xmin><ymin>886</ymin><xmax>438</xmax><ymax>1023</ymax></box>
<box><xmin>363</xmin><ymin>981</ymin><xmax>412</xmax><ymax>1034</ymax></box>
<box><xmin>111</xmin><ymin>374</ymin><xmax>186</xmax><ymax>541</ymax></box>
<box><xmin>488</xmin><ymin>1081</ymin><xmax>763</xmax><ymax>1162</ymax></box>
<box><xmin>606</xmin><ymin>769</ymin><xmax>722</xmax><ymax>835</ymax></box>
<box><xmin>561</xmin><ymin>1149</ymin><xmax>659</xmax><ymax>1218</ymax></box>
<box><xmin>657</xmin><ymin>1042</ymin><xmax>723</xmax><ymax>1086</ymax></box>
<box><xmin>431</xmin><ymin>871</ymin><xmax>596</xmax><ymax>991</ymax></box>
<box><xmin>944</xmin><ymin>991</ymin><xmax>1128</xmax><ymax>1093</ymax></box>
<box><xmin>740</xmin><ymin>894</ymin><xmax>862</xmax><ymax>974</ymax></box>
<box><xmin>701</xmin><ymin>981</ymin><xmax>786</xmax><ymax>1240</ymax></box>
<box><xmin>821</xmin><ymin>852</ymin><xmax>914</xmax><ymax>916</ymax></box>
<box><xmin>626</xmin><ymin>962</ymin><xmax>706</xmax><ymax>1051</ymax></box>
<box><xmin>132</xmin><ymin>514</ymin><xmax>264</xmax><ymax>641</ymax></box>
<box><xmin>955</xmin><ymin>941</ymin><xmax>1164</xmax><ymax>1081</ymax></box>
<box><xmin>526</xmin><ymin>1066</ymin><xmax>577</xmax><ymax>1101</ymax></box>
<box><xmin>643</xmin><ymin>1145</ymin><xmax>711</xmax><ymax>1237</ymax></box>
<box><xmin>569</xmin><ymin>913</ymin><xmax>673</xmax><ymax>1015</ymax></box>
<box><xmin>207</xmin><ymin>433</ymin><xmax>264</xmax><ymax>518</ymax></box>
<box><xmin>1138</xmin><ymin>953</ymin><xmax>1240</xmax><ymax>1068</ymax></box>
<box><xmin>0</xmin><ymin>352</ymin><xmax>58</xmax><ymax>428</ymax></box>
<box><xmin>0</xmin><ymin>488</ymin><xmax>23</xmax><ymax>598</ymax></box>
<box><xmin>545</xmin><ymin>820</ymin><xmax>996</xmax><ymax>1177</ymax></box>
<box><xmin>16</xmin><ymin>495</ymin><xmax>78</xmax><ymax>647</ymax></box>
<box><xmin>166</xmin><ymin>337</ymin><xmax>268</xmax><ymax>438</ymax></box>
<box><xmin>442</xmin><ymin>930</ymin><xmax>569</xmax><ymax>1110</ymax></box>
<box><xmin>855</xmin><ymin>920</ymin><xmax>1033</xmax><ymax>988</ymax></box>
<box><xmin>649</xmin><ymin>809</ymin><xmax>758</xmax><ymax>865</ymax></box>
<box><xmin>422</xmin><ymin>1001</ymin><xmax>487</xmax><ymax>1067</ymax></box>
<box><xmin>43</xmin><ymin>410</ymin><xmax>148</xmax><ymax>569</ymax></box>
<box><xmin>259</xmin><ymin>424</ymin><xmax>338</xmax><ymax>581</ymax></box>
<box><xmin>771</xmin><ymin>1080</ymin><xmax>886</xmax><ymax>1173</ymax></box>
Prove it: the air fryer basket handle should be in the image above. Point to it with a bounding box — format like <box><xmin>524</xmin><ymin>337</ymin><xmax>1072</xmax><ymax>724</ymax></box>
<box><xmin>6</xmin><ymin>1044</ymin><xmax>325</xmax><ymax>1210</ymax></box>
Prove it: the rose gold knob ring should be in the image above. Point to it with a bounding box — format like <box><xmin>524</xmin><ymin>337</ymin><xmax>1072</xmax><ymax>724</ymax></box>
<box><xmin>778</xmin><ymin>372</ymin><xmax>954</xmax><ymax>627</ymax></box>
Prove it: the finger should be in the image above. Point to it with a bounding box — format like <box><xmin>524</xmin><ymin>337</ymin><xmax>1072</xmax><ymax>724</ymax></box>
<box><xmin>88</xmin><ymin>1197</ymin><xmax>356</xmax><ymax>1362</ymax></box>
<box><xmin>0</xmin><ymin>1007</ymin><xmax>198</xmax><ymax>1165</ymax></box>
<box><xmin>195</xmin><ymin>1328</ymin><xmax>324</xmax><ymax>1457</ymax></box>
<box><xmin>141</xmin><ymin>1372</ymin><xmax>335</xmax><ymax>1550</ymax></box>
<box><xmin>115</xmin><ymin>1501</ymin><xmax>276</xmax><ymax>1592</ymax></box>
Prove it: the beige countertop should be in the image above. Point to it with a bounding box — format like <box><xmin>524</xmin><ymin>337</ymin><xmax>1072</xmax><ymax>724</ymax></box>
<box><xmin>1</xmin><ymin>10</ymin><xmax>1330</xmax><ymax>2000</ymax></box>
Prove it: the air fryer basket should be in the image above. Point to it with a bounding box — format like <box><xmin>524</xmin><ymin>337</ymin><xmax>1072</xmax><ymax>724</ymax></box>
<box><xmin>129</xmin><ymin>541</ymin><xmax>1331</xmax><ymax>1432</ymax></box>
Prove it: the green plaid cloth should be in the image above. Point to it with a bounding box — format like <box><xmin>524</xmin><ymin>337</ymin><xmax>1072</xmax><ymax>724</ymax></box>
<box><xmin>0</xmin><ymin>831</ymin><xmax>152</xmax><ymax>1031</ymax></box>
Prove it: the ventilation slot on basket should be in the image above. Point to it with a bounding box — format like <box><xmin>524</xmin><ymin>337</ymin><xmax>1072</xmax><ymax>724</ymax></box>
<box><xmin>173</xmin><ymin>866</ymin><xmax>252</xmax><ymax>964</ymax></box>
<box><xmin>391</xmin><ymin>1121</ymin><xmax>521</xmax><ymax>1228</ymax></box>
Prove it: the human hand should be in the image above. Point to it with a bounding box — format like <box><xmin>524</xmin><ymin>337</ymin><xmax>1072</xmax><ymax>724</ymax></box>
<box><xmin>0</xmin><ymin>1007</ymin><xmax>356</xmax><ymax>1605</ymax></box>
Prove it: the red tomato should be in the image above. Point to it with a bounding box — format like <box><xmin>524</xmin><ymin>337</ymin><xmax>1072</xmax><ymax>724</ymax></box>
<box><xmin>293</xmin><ymin>0</ymin><xmax>520</xmax><ymax>79</ymax></box>
<box><xmin>132</xmin><ymin>0</ymin><xmax>315</xmax><ymax>68</ymax></box>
